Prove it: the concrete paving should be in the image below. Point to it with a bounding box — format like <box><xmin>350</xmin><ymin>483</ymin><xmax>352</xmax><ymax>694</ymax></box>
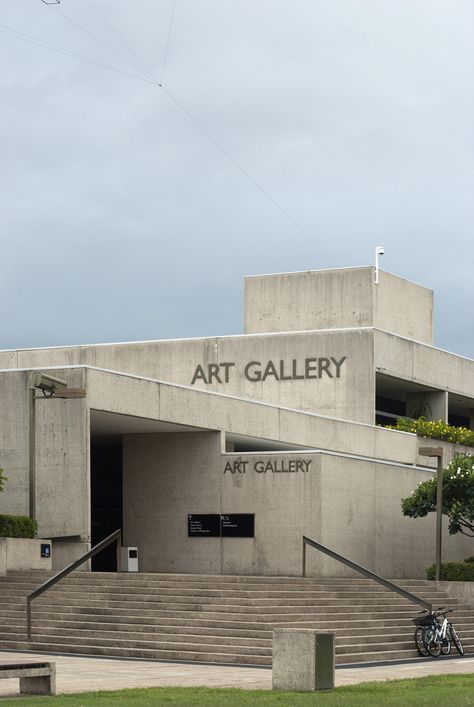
<box><xmin>0</xmin><ymin>650</ymin><xmax>473</xmax><ymax>699</ymax></box>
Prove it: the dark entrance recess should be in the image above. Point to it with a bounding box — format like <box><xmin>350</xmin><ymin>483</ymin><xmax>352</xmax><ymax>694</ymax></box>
<box><xmin>90</xmin><ymin>444</ymin><xmax>123</xmax><ymax>571</ymax></box>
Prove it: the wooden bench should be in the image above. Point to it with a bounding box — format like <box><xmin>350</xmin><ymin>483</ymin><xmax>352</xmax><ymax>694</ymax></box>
<box><xmin>0</xmin><ymin>660</ymin><xmax>56</xmax><ymax>695</ymax></box>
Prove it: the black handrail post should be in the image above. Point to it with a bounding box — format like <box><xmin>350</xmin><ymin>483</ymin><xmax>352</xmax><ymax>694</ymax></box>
<box><xmin>116</xmin><ymin>529</ymin><xmax>122</xmax><ymax>572</ymax></box>
<box><xmin>302</xmin><ymin>535</ymin><xmax>431</xmax><ymax>612</ymax></box>
<box><xmin>302</xmin><ymin>539</ymin><xmax>306</xmax><ymax>578</ymax></box>
<box><xmin>26</xmin><ymin>529</ymin><xmax>122</xmax><ymax>643</ymax></box>
<box><xmin>26</xmin><ymin>597</ymin><xmax>31</xmax><ymax>642</ymax></box>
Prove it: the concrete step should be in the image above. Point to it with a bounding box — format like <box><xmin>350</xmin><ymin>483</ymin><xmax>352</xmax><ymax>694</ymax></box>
<box><xmin>0</xmin><ymin>639</ymin><xmax>272</xmax><ymax>666</ymax></box>
<box><xmin>0</xmin><ymin>571</ymin><xmax>471</xmax><ymax>668</ymax></box>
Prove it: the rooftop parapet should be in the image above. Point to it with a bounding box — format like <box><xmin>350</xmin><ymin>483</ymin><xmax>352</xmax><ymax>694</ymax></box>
<box><xmin>244</xmin><ymin>266</ymin><xmax>433</xmax><ymax>344</ymax></box>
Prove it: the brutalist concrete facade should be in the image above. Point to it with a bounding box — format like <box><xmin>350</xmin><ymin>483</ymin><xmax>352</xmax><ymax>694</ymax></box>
<box><xmin>0</xmin><ymin>267</ymin><xmax>473</xmax><ymax>576</ymax></box>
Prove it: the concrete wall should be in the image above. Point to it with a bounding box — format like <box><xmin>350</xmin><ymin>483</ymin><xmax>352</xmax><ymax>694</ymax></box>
<box><xmin>122</xmin><ymin>437</ymin><xmax>469</xmax><ymax>578</ymax></box>
<box><xmin>1</xmin><ymin>329</ymin><xmax>374</xmax><ymax>424</ymax></box>
<box><xmin>0</xmin><ymin>371</ymin><xmax>29</xmax><ymax>516</ymax></box>
<box><xmin>85</xmin><ymin>367</ymin><xmax>417</xmax><ymax>465</ymax></box>
<box><xmin>223</xmin><ymin>452</ymin><xmax>469</xmax><ymax>578</ymax></box>
<box><xmin>244</xmin><ymin>268</ymin><xmax>375</xmax><ymax>334</ymax></box>
<box><xmin>0</xmin><ymin>369</ymin><xmax>90</xmax><ymax>543</ymax></box>
<box><xmin>123</xmin><ymin>432</ymin><xmax>223</xmax><ymax>574</ymax></box>
<box><xmin>244</xmin><ymin>267</ymin><xmax>433</xmax><ymax>344</ymax></box>
<box><xmin>374</xmin><ymin>270</ymin><xmax>433</xmax><ymax>345</ymax></box>
<box><xmin>435</xmin><ymin>581</ymin><xmax>474</xmax><ymax>607</ymax></box>
<box><xmin>375</xmin><ymin>330</ymin><xmax>474</xmax><ymax>399</ymax></box>
<box><xmin>0</xmin><ymin>538</ymin><xmax>52</xmax><ymax>575</ymax></box>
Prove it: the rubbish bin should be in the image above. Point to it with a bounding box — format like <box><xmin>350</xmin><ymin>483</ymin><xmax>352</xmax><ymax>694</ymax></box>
<box><xmin>119</xmin><ymin>547</ymin><xmax>139</xmax><ymax>572</ymax></box>
<box><xmin>272</xmin><ymin>629</ymin><xmax>335</xmax><ymax>691</ymax></box>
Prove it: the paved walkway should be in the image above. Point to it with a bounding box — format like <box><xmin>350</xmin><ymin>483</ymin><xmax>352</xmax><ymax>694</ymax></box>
<box><xmin>0</xmin><ymin>650</ymin><xmax>473</xmax><ymax>699</ymax></box>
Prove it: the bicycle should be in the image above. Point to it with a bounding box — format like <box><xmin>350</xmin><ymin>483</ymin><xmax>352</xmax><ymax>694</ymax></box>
<box><xmin>424</xmin><ymin>609</ymin><xmax>465</xmax><ymax>657</ymax></box>
<box><xmin>412</xmin><ymin>609</ymin><xmax>439</xmax><ymax>656</ymax></box>
<box><xmin>413</xmin><ymin>608</ymin><xmax>464</xmax><ymax>657</ymax></box>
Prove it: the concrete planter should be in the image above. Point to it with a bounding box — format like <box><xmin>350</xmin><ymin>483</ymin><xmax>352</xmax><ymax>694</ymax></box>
<box><xmin>0</xmin><ymin>538</ymin><xmax>52</xmax><ymax>575</ymax></box>
<box><xmin>435</xmin><ymin>581</ymin><xmax>474</xmax><ymax>607</ymax></box>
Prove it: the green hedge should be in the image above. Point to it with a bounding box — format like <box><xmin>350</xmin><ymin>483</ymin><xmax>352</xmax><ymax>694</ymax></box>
<box><xmin>387</xmin><ymin>417</ymin><xmax>474</xmax><ymax>448</ymax></box>
<box><xmin>425</xmin><ymin>562</ymin><xmax>474</xmax><ymax>581</ymax></box>
<box><xmin>0</xmin><ymin>515</ymin><xmax>37</xmax><ymax>539</ymax></box>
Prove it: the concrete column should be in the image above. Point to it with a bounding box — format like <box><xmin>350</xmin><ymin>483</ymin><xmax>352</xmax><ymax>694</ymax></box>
<box><xmin>406</xmin><ymin>391</ymin><xmax>448</xmax><ymax>422</ymax></box>
<box><xmin>272</xmin><ymin>629</ymin><xmax>335</xmax><ymax>691</ymax></box>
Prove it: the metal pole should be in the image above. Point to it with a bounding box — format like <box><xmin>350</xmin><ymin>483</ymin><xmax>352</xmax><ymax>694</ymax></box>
<box><xmin>302</xmin><ymin>540</ymin><xmax>306</xmax><ymax>578</ymax></box>
<box><xmin>28</xmin><ymin>382</ymin><xmax>36</xmax><ymax>521</ymax></box>
<box><xmin>26</xmin><ymin>597</ymin><xmax>31</xmax><ymax>642</ymax></box>
<box><xmin>435</xmin><ymin>453</ymin><xmax>444</xmax><ymax>582</ymax></box>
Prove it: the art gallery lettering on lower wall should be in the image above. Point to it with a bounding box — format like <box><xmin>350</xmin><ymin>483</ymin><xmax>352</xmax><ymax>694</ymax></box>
<box><xmin>223</xmin><ymin>459</ymin><xmax>313</xmax><ymax>474</ymax></box>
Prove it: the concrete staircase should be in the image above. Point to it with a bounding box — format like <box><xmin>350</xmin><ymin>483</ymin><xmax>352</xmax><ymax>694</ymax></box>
<box><xmin>0</xmin><ymin>571</ymin><xmax>472</xmax><ymax>666</ymax></box>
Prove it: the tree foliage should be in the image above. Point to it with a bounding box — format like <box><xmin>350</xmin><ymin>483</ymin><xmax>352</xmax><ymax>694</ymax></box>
<box><xmin>401</xmin><ymin>453</ymin><xmax>474</xmax><ymax>537</ymax></box>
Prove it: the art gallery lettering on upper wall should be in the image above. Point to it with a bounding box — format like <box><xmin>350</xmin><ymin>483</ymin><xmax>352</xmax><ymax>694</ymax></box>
<box><xmin>190</xmin><ymin>357</ymin><xmax>347</xmax><ymax>385</ymax></box>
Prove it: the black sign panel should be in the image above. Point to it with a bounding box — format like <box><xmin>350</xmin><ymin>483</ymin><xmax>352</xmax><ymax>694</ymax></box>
<box><xmin>188</xmin><ymin>514</ymin><xmax>220</xmax><ymax>537</ymax></box>
<box><xmin>221</xmin><ymin>514</ymin><xmax>255</xmax><ymax>538</ymax></box>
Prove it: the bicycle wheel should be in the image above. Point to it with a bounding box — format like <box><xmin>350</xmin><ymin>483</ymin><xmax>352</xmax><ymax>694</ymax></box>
<box><xmin>414</xmin><ymin>627</ymin><xmax>429</xmax><ymax>656</ymax></box>
<box><xmin>441</xmin><ymin>637</ymin><xmax>451</xmax><ymax>655</ymax></box>
<box><xmin>449</xmin><ymin>626</ymin><xmax>465</xmax><ymax>656</ymax></box>
<box><xmin>424</xmin><ymin>628</ymin><xmax>442</xmax><ymax>657</ymax></box>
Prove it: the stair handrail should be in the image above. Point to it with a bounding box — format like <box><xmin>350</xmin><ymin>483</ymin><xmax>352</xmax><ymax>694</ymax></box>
<box><xmin>26</xmin><ymin>528</ymin><xmax>122</xmax><ymax>641</ymax></box>
<box><xmin>302</xmin><ymin>535</ymin><xmax>432</xmax><ymax>611</ymax></box>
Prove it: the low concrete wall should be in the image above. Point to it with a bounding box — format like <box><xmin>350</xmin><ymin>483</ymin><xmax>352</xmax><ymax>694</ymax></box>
<box><xmin>0</xmin><ymin>538</ymin><xmax>52</xmax><ymax>575</ymax></box>
<box><xmin>435</xmin><ymin>581</ymin><xmax>474</xmax><ymax>608</ymax></box>
<box><xmin>51</xmin><ymin>541</ymin><xmax>90</xmax><ymax>571</ymax></box>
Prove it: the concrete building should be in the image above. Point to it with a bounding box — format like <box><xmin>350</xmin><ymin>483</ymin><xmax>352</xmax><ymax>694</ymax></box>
<box><xmin>0</xmin><ymin>266</ymin><xmax>473</xmax><ymax>578</ymax></box>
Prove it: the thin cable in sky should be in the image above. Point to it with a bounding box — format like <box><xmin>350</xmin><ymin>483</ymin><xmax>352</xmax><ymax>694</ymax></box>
<box><xmin>4</xmin><ymin>18</ymin><xmax>335</xmax><ymax>265</ymax></box>
<box><xmin>53</xmin><ymin>5</ymin><xmax>149</xmax><ymax>80</ymax></box>
<box><xmin>160</xmin><ymin>86</ymin><xmax>336</xmax><ymax>263</ymax></box>
<box><xmin>86</xmin><ymin>0</ymin><xmax>156</xmax><ymax>82</ymax></box>
<box><xmin>159</xmin><ymin>0</ymin><xmax>177</xmax><ymax>86</ymax></box>
<box><xmin>0</xmin><ymin>23</ymin><xmax>157</xmax><ymax>86</ymax></box>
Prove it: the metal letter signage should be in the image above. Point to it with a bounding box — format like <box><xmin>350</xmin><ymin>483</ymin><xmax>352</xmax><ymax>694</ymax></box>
<box><xmin>190</xmin><ymin>357</ymin><xmax>346</xmax><ymax>385</ymax></box>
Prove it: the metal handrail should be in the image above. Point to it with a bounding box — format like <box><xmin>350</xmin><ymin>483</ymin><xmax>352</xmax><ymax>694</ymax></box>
<box><xmin>26</xmin><ymin>529</ymin><xmax>122</xmax><ymax>641</ymax></box>
<box><xmin>302</xmin><ymin>535</ymin><xmax>432</xmax><ymax>611</ymax></box>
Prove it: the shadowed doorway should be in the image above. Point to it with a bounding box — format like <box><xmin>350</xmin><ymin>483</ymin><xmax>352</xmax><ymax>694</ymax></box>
<box><xmin>90</xmin><ymin>443</ymin><xmax>123</xmax><ymax>571</ymax></box>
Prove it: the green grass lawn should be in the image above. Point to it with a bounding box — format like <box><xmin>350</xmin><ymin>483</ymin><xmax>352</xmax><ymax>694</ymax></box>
<box><xmin>2</xmin><ymin>675</ymin><xmax>474</xmax><ymax>706</ymax></box>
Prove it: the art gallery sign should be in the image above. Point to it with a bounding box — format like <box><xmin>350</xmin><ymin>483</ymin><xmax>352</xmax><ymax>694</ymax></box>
<box><xmin>191</xmin><ymin>356</ymin><xmax>347</xmax><ymax>385</ymax></box>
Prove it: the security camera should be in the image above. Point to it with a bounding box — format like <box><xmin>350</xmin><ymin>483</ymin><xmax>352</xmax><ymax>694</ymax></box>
<box><xmin>376</xmin><ymin>246</ymin><xmax>385</xmax><ymax>256</ymax></box>
<box><xmin>31</xmin><ymin>372</ymin><xmax>68</xmax><ymax>393</ymax></box>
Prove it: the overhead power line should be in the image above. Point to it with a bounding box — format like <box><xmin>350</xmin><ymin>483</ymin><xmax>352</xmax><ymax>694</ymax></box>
<box><xmin>160</xmin><ymin>0</ymin><xmax>177</xmax><ymax>86</ymax></box>
<box><xmin>0</xmin><ymin>23</ymin><xmax>157</xmax><ymax>85</ymax></box>
<box><xmin>86</xmin><ymin>0</ymin><xmax>155</xmax><ymax>82</ymax></box>
<box><xmin>7</xmin><ymin>9</ymin><xmax>336</xmax><ymax>265</ymax></box>
<box><xmin>53</xmin><ymin>5</ymin><xmax>149</xmax><ymax>79</ymax></box>
<box><xmin>160</xmin><ymin>85</ymin><xmax>335</xmax><ymax>262</ymax></box>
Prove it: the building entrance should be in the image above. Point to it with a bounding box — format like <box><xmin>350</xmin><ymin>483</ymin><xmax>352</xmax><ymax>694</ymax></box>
<box><xmin>90</xmin><ymin>443</ymin><xmax>123</xmax><ymax>571</ymax></box>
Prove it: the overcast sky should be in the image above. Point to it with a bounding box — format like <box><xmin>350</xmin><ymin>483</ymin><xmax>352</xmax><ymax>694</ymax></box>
<box><xmin>1</xmin><ymin>1</ymin><xmax>473</xmax><ymax>357</ymax></box>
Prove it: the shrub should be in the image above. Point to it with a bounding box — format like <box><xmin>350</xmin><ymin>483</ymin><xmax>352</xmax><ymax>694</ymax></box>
<box><xmin>0</xmin><ymin>515</ymin><xmax>37</xmax><ymax>538</ymax></box>
<box><xmin>425</xmin><ymin>562</ymin><xmax>474</xmax><ymax>581</ymax></box>
<box><xmin>387</xmin><ymin>417</ymin><xmax>474</xmax><ymax>448</ymax></box>
<box><xmin>465</xmin><ymin>555</ymin><xmax>474</xmax><ymax>563</ymax></box>
<box><xmin>0</xmin><ymin>467</ymin><xmax>7</xmax><ymax>492</ymax></box>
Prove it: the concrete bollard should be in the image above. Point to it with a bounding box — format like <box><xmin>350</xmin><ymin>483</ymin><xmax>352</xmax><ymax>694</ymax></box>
<box><xmin>272</xmin><ymin>629</ymin><xmax>335</xmax><ymax>691</ymax></box>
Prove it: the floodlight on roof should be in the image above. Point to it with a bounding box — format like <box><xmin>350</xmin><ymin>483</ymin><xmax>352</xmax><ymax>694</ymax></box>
<box><xmin>41</xmin><ymin>1</ymin><xmax>60</xmax><ymax>5</ymax></box>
